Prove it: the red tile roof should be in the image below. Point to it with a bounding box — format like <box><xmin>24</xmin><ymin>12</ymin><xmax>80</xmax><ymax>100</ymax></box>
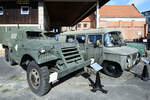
<box><xmin>82</xmin><ymin>17</ymin><xmax>91</xmax><ymax>22</ymax></box>
<box><xmin>99</xmin><ymin>5</ymin><xmax>144</xmax><ymax>18</ymax></box>
<box><xmin>82</xmin><ymin>4</ymin><xmax>144</xmax><ymax>22</ymax></box>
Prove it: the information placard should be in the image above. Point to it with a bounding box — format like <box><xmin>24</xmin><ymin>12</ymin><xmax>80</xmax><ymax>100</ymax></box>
<box><xmin>90</xmin><ymin>63</ymin><xmax>103</xmax><ymax>72</ymax></box>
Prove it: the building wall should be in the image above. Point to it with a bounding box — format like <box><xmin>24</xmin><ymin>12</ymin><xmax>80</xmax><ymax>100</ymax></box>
<box><xmin>0</xmin><ymin>1</ymin><xmax>51</xmax><ymax>35</ymax></box>
<box><xmin>99</xmin><ymin>18</ymin><xmax>147</xmax><ymax>41</ymax></box>
<box><xmin>0</xmin><ymin>1</ymin><xmax>47</xmax><ymax>51</ymax></box>
<box><xmin>73</xmin><ymin>17</ymin><xmax>147</xmax><ymax>41</ymax></box>
<box><xmin>0</xmin><ymin>1</ymin><xmax>38</xmax><ymax>24</ymax></box>
<box><xmin>77</xmin><ymin>21</ymin><xmax>91</xmax><ymax>30</ymax></box>
<box><xmin>61</xmin><ymin>26</ymin><xmax>76</xmax><ymax>32</ymax></box>
<box><xmin>61</xmin><ymin>21</ymin><xmax>93</xmax><ymax>32</ymax></box>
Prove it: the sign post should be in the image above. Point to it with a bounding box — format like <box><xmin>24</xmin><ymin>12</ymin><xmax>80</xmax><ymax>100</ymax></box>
<box><xmin>96</xmin><ymin>0</ymin><xmax>100</xmax><ymax>28</ymax></box>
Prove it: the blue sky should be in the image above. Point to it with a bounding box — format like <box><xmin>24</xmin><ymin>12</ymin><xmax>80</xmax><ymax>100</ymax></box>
<box><xmin>106</xmin><ymin>0</ymin><xmax>150</xmax><ymax>12</ymax></box>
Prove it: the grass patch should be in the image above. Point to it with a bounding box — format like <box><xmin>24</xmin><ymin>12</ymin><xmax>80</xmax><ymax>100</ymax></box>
<box><xmin>2</xmin><ymin>89</ymin><xmax>11</xmax><ymax>93</ymax></box>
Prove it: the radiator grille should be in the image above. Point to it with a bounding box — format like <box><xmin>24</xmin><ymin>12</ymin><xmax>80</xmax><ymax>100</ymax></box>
<box><xmin>61</xmin><ymin>46</ymin><xmax>82</xmax><ymax>64</ymax></box>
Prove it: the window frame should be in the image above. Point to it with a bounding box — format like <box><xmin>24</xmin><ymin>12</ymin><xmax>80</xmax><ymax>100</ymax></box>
<box><xmin>88</xmin><ymin>35</ymin><xmax>103</xmax><ymax>47</ymax></box>
<box><xmin>21</xmin><ymin>6</ymin><xmax>29</xmax><ymax>15</ymax></box>
<box><xmin>26</xmin><ymin>31</ymin><xmax>43</xmax><ymax>39</ymax></box>
<box><xmin>148</xmin><ymin>17</ymin><xmax>150</xmax><ymax>22</ymax></box>
<box><xmin>66</xmin><ymin>35</ymin><xmax>75</xmax><ymax>43</ymax></box>
<box><xmin>77</xmin><ymin>24</ymin><xmax>81</xmax><ymax>28</ymax></box>
<box><xmin>76</xmin><ymin>35</ymin><xmax>86</xmax><ymax>44</ymax></box>
<box><xmin>83</xmin><ymin>23</ymin><xmax>87</xmax><ymax>28</ymax></box>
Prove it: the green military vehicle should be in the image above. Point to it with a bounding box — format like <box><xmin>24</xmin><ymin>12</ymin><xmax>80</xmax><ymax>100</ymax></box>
<box><xmin>1</xmin><ymin>28</ymin><xmax>91</xmax><ymax>96</ymax></box>
<box><xmin>59</xmin><ymin>28</ymin><xmax>140</xmax><ymax>78</ymax></box>
<box><xmin>126</xmin><ymin>42</ymin><xmax>147</xmax><ymax>57</ymax></box>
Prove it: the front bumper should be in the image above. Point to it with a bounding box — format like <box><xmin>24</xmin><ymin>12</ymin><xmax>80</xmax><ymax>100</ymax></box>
<box><xmin>57</xmin><ymin>60</ymin><xmax>91</xmax><ymax>79</ymax></box>
<box><xmin>126</xmin><ymin>58</ymin><xmax>140</xmax><ymax>71</ymax></box>
<box><xmin>38</xmin><ymin>55</ymin><xmax>58</xmax><ymax>64</ymax></box>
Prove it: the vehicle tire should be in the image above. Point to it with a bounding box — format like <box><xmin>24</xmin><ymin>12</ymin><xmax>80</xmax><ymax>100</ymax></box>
<box><xmin>102</xmin><ymin>62</ymin><xmax>122</xmax><ymax>78</ymax></box>
<box><xmin>9</xmin><ymin>57</ymin><xmax>16</xmax><ymax>66</ymax></box>
<box><xmin>5</xmin><ymin>48</ymin><xmax>9</xmax><ymax>62</ymax></box>
<box><xmin>27</xmin><ymin>61</ymin><xmax>51</xmax><ymax>96</ymax></box>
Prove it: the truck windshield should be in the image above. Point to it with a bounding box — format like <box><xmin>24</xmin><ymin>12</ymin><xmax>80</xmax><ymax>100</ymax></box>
<box><xmin>104</xmin><ymin>32</ymin><xmax>125</xmax><ymax>47</ymax></box>
<box><xmin>26</xmin><ymin>32</ymin><xmax>43</xmax><ymax>39</ymax></box>
<box><xmin>66</xmin><ymin>35</ymin><xmax>75</xmax><ymax>43</ymax></box>
<box><xmin>44</xmin><ymin>32</ymin><xmax>58</xmax><ymax>40</ymax></box>
<box><xmin>76</xmin><ymin>35</ymin><xmax>86</xmax><ymax>43</ymax></box>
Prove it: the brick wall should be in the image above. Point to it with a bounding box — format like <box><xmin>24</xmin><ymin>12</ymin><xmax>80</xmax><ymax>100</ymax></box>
<box><xmin>99</xmin><ymin>19</ymin><xmax>147</xmax><ymax>40</ymax></box>
<box><xmin>65</xmin><ymin>18</ymin><xmax>147</xmax><ymax>41</ymax></box>
<box><xmin>77</xmin><ymin>22</ymin><xmax>91</xmax><ymax>30</ymax></box>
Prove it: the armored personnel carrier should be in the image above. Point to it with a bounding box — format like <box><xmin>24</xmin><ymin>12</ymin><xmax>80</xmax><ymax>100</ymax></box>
<box><xmin>1</xmin><ymin>28</ymin><xmax>90</xmax><ymax>96</ymax></box>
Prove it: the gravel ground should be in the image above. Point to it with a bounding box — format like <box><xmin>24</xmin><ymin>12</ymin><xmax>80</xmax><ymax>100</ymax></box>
<box><xmin>0</xmin><ymin>54</ymin><xmax>150</xmax><ymax>100</ymax></box>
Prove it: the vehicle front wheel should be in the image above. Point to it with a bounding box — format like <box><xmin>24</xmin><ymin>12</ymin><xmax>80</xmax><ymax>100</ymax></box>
<box><xmin>9</xmin><ymin>57</ymin><xmax>16</xmax><ymax>66</ymax></box>
<box><xmin>27</xmin><ymin>61</ymin><xmax>51</xmax><ymax>96</ymax></box>
<box><xmin>102</xmin><ymin>62</ymin><xmax>122</xmax><ymax>78</ymax></box>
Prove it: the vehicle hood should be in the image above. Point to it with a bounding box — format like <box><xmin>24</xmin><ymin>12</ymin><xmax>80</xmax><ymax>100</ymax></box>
<box><xmin>25</xmin><ymin>40</ymin><xmax>54</xmax><ymax>49</ymax></box>
<box><xmin>104</xmin><ymin>46</ymin><xmax>138</xmax><ymax>56</ymax></box>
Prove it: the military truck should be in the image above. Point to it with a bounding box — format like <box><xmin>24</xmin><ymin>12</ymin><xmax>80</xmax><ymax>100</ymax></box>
<box><xmin>1</xmin><ymin>28</ymin><xmax>91</xmax><ymax>96</ymax></box>
<box><xmin>59</xmin><ymin>28</ymin><xmax>140</xmax><ymax>78</ymax></box>
<box><xmin>126</xmin><ymin>42</ymin><xmax>147</xmax><ymax>57</ymax></box>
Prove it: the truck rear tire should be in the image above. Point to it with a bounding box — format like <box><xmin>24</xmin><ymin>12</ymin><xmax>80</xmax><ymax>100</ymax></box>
<box><xmin>102</xmin><ymin>62</ymin><xmax>122</xmax><ymax>78</ymax></box>
<box><xmin>27</xmin><ymin>61</ymin><xmax>51</xmax><ymax>96</ymax></box>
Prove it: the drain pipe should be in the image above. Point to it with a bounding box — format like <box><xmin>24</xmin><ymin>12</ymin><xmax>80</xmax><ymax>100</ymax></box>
<box><xmin>96</xmin><ymin>0</ymin><xmax>100</xmax><ymax>28</ymax></box>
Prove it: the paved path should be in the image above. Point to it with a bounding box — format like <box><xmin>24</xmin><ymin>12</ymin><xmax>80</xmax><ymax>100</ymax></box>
<box><xmin>0</xmin><ymin>56</ymin><xmax>150</xmax><ymax>100</ymax></box>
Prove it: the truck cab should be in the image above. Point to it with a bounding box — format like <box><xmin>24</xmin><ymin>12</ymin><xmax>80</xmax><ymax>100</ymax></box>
<box><xmin>59</xmin><ymin>28</ymin><xmax>140</xmax><ymax>78</ymax></box>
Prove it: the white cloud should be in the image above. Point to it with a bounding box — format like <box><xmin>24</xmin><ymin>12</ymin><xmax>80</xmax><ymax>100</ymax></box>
<box><xmin>128</xmin><ymin>0</ymin><xmax>148</xmax><ymax>6</ymax></box>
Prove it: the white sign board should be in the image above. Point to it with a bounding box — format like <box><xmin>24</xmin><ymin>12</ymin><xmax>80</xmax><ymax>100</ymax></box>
<box><xmin>90</xmin><ymin>63</ymin><xmax>103</xmax><ymax>72</ymax></box>
<box><xmin>49</xmin><ymin>72</ymin><xmax>58</xmax><ymax>83</ymax></box>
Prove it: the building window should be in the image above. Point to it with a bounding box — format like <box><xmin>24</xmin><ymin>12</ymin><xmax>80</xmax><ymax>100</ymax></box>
<box><xmin>148</xmin><ymin>25</ymin><xmax>150</xmax><ymax>33</ymax></box>
<box><xmin>21</xmin><ymin>6</ymin><xmax>29</xmax><ymax>14</ymax></box>
<box><xmin>78</xmin><ymin>24</ymin><xmax>81</xmax><ymax>28</ymax></box>
<box><xmin>84</xmin><ymin>24</ymin><xmax>87</xmax><ymax>28</ymax></box>
<box><xmin>0</xmin><ymin>7</ymin><xmax>4</xmax><ymax>15</ymax></box>
<box><xmin>148</xmin><ymin>12</ymin><xmax>150</xmax><ymax>15</ymax></box>
<box><xmin>148</xmin><ymin>17</ymin><xmax>150</xmax><ymax>22</ymax></box>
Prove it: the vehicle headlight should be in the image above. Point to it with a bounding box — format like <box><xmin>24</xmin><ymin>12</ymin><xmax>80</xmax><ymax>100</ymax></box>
<box><xmin>136</xmin><ymin>53</ymin><xmax>140</xmax><ymax>58</ymax></box>
<box><xmin>39</xmin><ymin>47</ymin><xmax>46</xmax><ymax>54</ymax></box>
<box><xmin>126</xmin><ymin>56</ymin><xmax>131</xmax><ymax>63</ymax></box>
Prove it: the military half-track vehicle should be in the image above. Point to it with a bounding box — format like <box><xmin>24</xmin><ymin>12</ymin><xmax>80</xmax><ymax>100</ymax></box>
<box><xmin>1</xmin><ymin>28</ymin><xmax>90</xmax><ymax>96</ymax></box>
<box><xmin>59</xmin><ymin>28</ymin><xmax>140</xmax><ymax>78</ymax></box>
